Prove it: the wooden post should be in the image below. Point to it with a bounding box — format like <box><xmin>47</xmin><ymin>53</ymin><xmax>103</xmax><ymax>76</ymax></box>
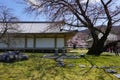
<box><xmin>64</xmin><ymin>34</ymin><xmax>67</xmax><ymax>48</ymax></box>
<box><xmin>55</xmin><ymin>35</ymin><xmax>57</xmax><ymax>48</ymax></box>
<box><xmin>33</xmin><ymin>34</ymin><xmax>36</xmax><ymax>52</ymax></box>
<box><xmin>7</xmin><ymin>34</ymin><xmax>10</xmax><ymax>48</ymax></box>
<box><xmin>25</xmin><ymin>34</ymin><xmax>27</xmax><ymax>48</ymax></box>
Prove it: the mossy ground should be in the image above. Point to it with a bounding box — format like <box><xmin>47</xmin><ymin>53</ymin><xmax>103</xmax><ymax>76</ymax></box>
<box><xmin>0</xmin><ymin>49</ymin><xmax>120</xmax><ymax>80</ymax></box>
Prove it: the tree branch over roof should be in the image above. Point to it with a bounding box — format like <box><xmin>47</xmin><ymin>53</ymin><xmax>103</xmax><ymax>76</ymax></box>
<box><xmin>0</xmin><ymin>6</ymin><xmax>19</xmax><ymax>39</ymax></box>
<box><xmin>24</xmin><ymin>0</ymin><xmax>120</xmax><ymax>56</ymax></box>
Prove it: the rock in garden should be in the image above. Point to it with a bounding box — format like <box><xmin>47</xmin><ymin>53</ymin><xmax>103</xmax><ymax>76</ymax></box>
<box><xmin>105</xmin><ymin>69</ymin><xmax>117</xmax><ymax>74</ymax></box>
<box><xmin>101</xmin><ymin>66</ymin><xmax>110</xmax><ymax>69</ymax></box>
<box><xmin>55</xmin><ymin>57</ymin><xmax>65</xmax><ymax>67</ymax></box>
<box><xmin>79</xmin><ymin>64</ymin><xmax>86</xmax><ymax>68</ymax></box>
<box><xmin>80</xmin><ymin>54</ymin><xmax>85</xmax><ymax>57</ymax></box>
<box><xmin>0</xmin><ymin>51</ymin><xmax>28</xmax><ymax>63</ymax></box>
<box><xmin>67</xmin><ymin>64</ymin><xmax>75</xmax><ymax>67</ymax></box>
<box><xmin>113</xmin><ymin>74</ymin><xmax>120</xmax><ymax>79</ymax></box>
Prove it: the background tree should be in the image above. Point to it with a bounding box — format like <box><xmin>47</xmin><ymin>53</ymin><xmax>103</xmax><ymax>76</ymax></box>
<box><xmin>23</xmin><ymin>0</ymin><xmax>120</xmax><ymax>56</ymax></box>
<box><xmin>0</xmin><ymin>5</ymin><xmax>20</xmax><ymax>47</ymax></box>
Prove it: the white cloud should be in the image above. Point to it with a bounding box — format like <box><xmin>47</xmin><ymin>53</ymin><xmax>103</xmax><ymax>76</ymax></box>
<box><xmin>26</xmin><ymin>0</ymin><xmax>40</xmax><ymax>5</ymax></box>
<box><xmin>28</xmin><ymin>0</ymin><xmax>37</xmax><ymax>4</ymax></box>
<box><xmin>82</xmin><ymin>0</ymin><xmax>100</xmax><ymax>3</ymax></box>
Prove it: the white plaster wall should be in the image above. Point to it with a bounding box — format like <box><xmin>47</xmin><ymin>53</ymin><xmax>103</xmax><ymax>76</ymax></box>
<box><xmin>36</xmin><ymin>38</ymin><xmax>55</xmax><ymax>48</ymax></box>
<box><xmin>56</xmin><ymin>38</ymin><xmax>64</xmax><ymax>48</ymax></box>
<box><xmin>27</xmin><ymin>38</ymin><xmax>34</xmax><ymax>48</ymax></box>
<box><xmin>0</xmin><ymin>43</ymin><xmax>7</xmax><ymax>48</ymax></box>
<box><xmin>10</xmin><ymin>38</ymin><xmax>25</xmax><ymax>48</ymax></box>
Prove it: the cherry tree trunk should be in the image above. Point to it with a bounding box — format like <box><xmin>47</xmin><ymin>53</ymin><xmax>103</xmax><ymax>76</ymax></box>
<box><xmin>87</xmin><ymin>39</ymin><xmax>106</xmax><ymax>56</ymax></box>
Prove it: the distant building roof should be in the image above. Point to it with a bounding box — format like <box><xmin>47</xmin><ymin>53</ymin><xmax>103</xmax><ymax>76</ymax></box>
<box><xmin>86</xmin><ymin>33</ymin><xmax>118</xmax><ymax>42</ymax></box>
<box><xmin>98</xmin><ymin>33</ymin><xmax>118</xmax><ymax>41</ymax></box>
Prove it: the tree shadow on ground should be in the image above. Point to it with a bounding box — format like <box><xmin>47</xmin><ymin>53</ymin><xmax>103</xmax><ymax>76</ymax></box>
<box><xmin>81</xmin><ymin>57</ymin><xmax>115</xmax><ymax>80</ymax></box>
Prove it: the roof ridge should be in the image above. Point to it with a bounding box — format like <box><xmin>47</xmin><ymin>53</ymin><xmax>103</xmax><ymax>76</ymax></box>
<box><xmin>0</xmin><ymin>21</ymin><xmax>63</xmax><ymax>23</ymax></box>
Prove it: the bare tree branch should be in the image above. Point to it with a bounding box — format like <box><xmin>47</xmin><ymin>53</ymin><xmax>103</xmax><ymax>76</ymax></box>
<box><xmin>0</xmin><ymin>5</ymin><xmax>19</xmax><ymax>45</ymax></box>
<box><xmin>85</xmin><ymin>0</ymin><xmax>90</xmax><ymax>13</ymax></box>
<box><xmin>24</xmin><ymin>0</ymin><xmax>120</xmax><ymax>56</ymax></box>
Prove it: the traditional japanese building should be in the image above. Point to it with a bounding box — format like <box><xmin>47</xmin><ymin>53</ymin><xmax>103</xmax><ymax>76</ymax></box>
<box><xmin>0</xmin><ymin>21</ymin><xmax>77</xmax><ymax>52</ymax></box>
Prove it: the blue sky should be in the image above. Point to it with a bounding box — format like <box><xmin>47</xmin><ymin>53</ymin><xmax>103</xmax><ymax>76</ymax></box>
<box><xmin>0</xmin><ymin>0</ymin><xmax>46</xmax><ymax>21</ymax></box>
<box><xmin>0</xmin><ymin>0</ymin><xmax>120</xmax><ymax>23</ymax></box>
